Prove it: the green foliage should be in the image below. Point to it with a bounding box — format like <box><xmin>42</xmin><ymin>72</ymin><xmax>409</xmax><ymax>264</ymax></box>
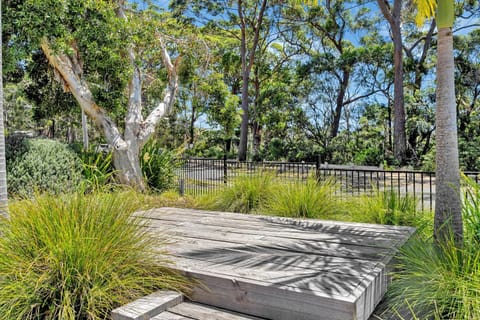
<box><xmin>344</xmin><ymin>189</ymin><xmax>419</xmax><ymax>226</ymax></box>
<box><xmin>265</xmin><ymin>178</ymin><xmax>338</xmax><ymax>219</ymax></box>
<box><xmin>79</xmin><ymin>150</ymin><xmax>116</xmax><ymax>191</ymax></box>
<box><xmin>204</xmin><ymin>172</ymin><xmax>275</xmax><ymax>213</ymax></box>
<box><xmin>141</xmin><ymin>140</ymin><xmax>179</xmax><ymax>192</ymax></box>
<box><xmin>5</xmin><ymin>134</ymin><xmax>29</xmax><ymax>163</ymax></box>
<box><xmin>382</xmin><ymin>236</ymin><xmax>480</xmax><ymax>320</ymax></box>
<box><xmin>12</xmin><ymin>0</ymin><xmax>130</xmax><ymax>113</ymax></box>
<box><xmin>463</xmin><ymin>175</ymin><xmax>480</xmax><ymax>245</ymax></box>
<box><xmin>379</xmin><ymin>176</ymin><xmax>480</xmax><ymax>319</ymax></box>
<box><xmin>7</xmin><ymin>139</ymin><xmax>83</xmax><ymax>198</ymax></box>
<box><xmin>0</xmin><ymin>191</ymin><xmax>188</xmax><ymax>319</ymax></box>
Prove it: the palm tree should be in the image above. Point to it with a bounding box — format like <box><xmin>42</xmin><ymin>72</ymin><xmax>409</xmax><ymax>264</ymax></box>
<box><xmin>416</xmin><ymin>0</ymin><xmax>462</xmax><ymax>246</ymax></box>
<box><xmin>0</xmin><ymin>0</ymin><xmax>8</xmax><ymax>218</ymax></box>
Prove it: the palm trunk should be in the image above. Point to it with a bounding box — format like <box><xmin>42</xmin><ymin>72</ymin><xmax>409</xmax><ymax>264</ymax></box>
<box><xmin>0</xmin><ymin>0</ymin><xmax>8</xmax><ymax>217</ymax></box>
<box><xmin>434</xmin><ymin>26</ymin><xmax>462</xmax><ymax>245</ymax></box>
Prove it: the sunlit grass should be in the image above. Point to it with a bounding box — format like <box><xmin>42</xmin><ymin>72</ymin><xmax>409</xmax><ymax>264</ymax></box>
<box><xmin>264</xmin><ymin>177</ymin><xmax>339</xmax><ymax>219</ymax></box>
<box><xmin>343</xmin><ymin>189</ymin><xmax>422</xmax><ymax>226</ymax></box>
<box><xmin>0</xmin><ymin>191</ymin><xmax>189</xmax><ymax>320</ymax></box>
<box><xmin>376</xmin><ymin>176</ymin><xmax>480</xmax><ymax>320</ymax></box>
<box><xmin>197</xmin><ymin>172</ymin><xmax>276</xmax><ymax>213</ymax></box>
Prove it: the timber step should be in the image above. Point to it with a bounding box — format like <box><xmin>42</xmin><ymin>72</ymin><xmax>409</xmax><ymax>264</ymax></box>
<box><xmin>153</xmin><ymin>302</ymin><xmax>266</xmax><ymax>320</ymax></box>
<box><xmin>111</xmin><ymin>290</ymin><xmax>183</xmax><ymax>320</ymax></box>
<box><xmin>111</xmin><ymin>290</ymin><xmax>263</xmax><ymax>320</ymax></box>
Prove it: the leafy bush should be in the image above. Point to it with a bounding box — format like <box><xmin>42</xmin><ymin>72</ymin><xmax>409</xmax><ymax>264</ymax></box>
<box><xmin>203</xmin><ymin>172</ymin><xmax>275</xmax><ymax>213</ymax></box>
<box><xmin>79</xmin><ymin>149</ymin><xmax>116</xmax><ymax>191</ymax></box>
<box><xmin>141</xmin><ymin>140</ymin><xmax>179</xmax><ymax>192</ymax></box>
<box><xmin>5</xmin><ymin>134</ymin><xmax>29</xmax><ymax>163</ymax></box>
<box><xmin>0</xmin><ymin>191</ymin><xmax>188</xmax><ymax>319</ymax></box>
<box><xmin>7</xmin><ymin>139</ymin><xmax>83</xmax><ymax>197</ymax></box>
<box><xmin>265</xmin><ymin>177</ymin><xmax>338</xmax><ymax>219</ymax></box>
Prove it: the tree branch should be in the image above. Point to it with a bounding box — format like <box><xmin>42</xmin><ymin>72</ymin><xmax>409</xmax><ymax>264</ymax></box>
<box><xmin>138</xmin><ymin>34</ymin><xmax>179</xmax><ymax>145</ymax></box>
<box><xmin>116</xmin><ymin>3</ymin><xmax>143</xmax><ymax>140</ymax></box>
<box><xmin>41</xmin><ymin>38</ymin><xmax>127</xmax><ymax>150</ymax></box>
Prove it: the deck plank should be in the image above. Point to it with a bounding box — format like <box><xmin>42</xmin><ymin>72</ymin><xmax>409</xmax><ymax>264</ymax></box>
<box><xmin>138</xmin><ymin>208</ymin><xmax>412</xmax><ymax>237</ymax></box>
<box><xmin>145</xmin><ymin>217</ymin><xmax>405</xmax><ymax>248</ymax></box>
<box><xmin>147</xmin><ymin>221</ymin><xmax>396</xmax><ymax>262</ymax></box>
<box><xmin>143</xmin><ymin>208</ymin><xmax>413</xmax><ymax>320</ymax></box>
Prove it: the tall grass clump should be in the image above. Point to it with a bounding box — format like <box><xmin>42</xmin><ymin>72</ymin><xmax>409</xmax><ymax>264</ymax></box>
<box><xmin>345</xmin><ymin>189</ymin><xmax>419</xmax><ymax>226</ymax></box>
<box><xmin>381</xmin><ymin>176</ymin><xmax>480</xmax><ymax>320</ymax></box>
<box><xmin>0</xmin><ymin>191</ymin><xmax>188</xmax><ymax>320</ymax></box>
<box><xmin>202</xmin><ymin>172</ymin><xmax>275</xmax><ymax>213</ymax></box>
<box><xmin>265</xmin><ymin>177</ymin><xmax>338</xmax><ymax>219</ymax></box>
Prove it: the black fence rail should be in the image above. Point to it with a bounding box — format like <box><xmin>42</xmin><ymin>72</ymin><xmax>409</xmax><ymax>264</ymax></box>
<box><xmin>176</xmin><ymin>157</ymin><xmax>480</xmax><ymax>212</ymax></box>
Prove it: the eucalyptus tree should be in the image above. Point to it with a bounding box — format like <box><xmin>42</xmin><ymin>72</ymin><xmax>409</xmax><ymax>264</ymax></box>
<box><xmin>455</xmin><ymin>31</ymin><xmax>480</xmax><ymax>170</ymax></box>
<box><xmin>377</xmin><ymin>0</ymin><xmax>408</xmax><ymax>164</ymax></box>
<box><xmin>287</xmin><ymin>1</ymin><xmax>389</xmax><ymax>160</ymax></box>
<box><xmin>172</xmin><ymin>0</ymin><xmax>270</xmax><ymax>161</ymax></box>
<box><xmin>10</xmin><ymin>0</ymin><xmax>181</xmax><ymax>190</ymax></box>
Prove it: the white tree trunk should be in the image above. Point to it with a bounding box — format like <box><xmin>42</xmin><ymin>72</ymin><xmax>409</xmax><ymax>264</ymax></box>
<box><xmin>81</xmin><ymin>109</ymin><xmax>89</xmax><ymax>150</ymax></box>
<box><xmin>434</xmin><ymin>27</ymin><xmax>462</xmax><ymax>245</ymax></box>
<box><xmin>41</xmin><ymin>33</ymin><xmax>177</xmax><ymax>190</ymax></box>
<box><xmin>113</xmin><ymin>140</ymin><xmax>145</xmax><ymax>190</ymax></box>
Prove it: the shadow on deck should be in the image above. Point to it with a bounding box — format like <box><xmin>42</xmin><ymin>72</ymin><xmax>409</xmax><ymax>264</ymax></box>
<box><xmin>138</xmin><ymin>208</ymin><xmax>414</xmax><ymax>320</ymax></box>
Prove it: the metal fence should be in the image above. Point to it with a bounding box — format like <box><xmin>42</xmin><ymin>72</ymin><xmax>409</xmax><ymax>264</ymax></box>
<box><xmin>176</xmin><ymin>157</ymin><xmax>480</xmax><ymax>212</ymax></box>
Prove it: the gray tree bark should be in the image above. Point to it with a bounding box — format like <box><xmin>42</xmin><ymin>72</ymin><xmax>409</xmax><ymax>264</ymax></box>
<box><xmin>0</xmin><ymin>0</ymin><xmax>8</xmax><ymax>217</ymax></box>
<box><xmin>237</xmin><ymin>0</ymin><xmax>268</xmax><ymax>161</ymax></box>
<box><xmin>377</xmin><ymin>0</ymin><xmax>407</xmax><ymax>164</ymax></box>
<box><xmin>434</xmin><ymin>26</ymin><xmax>463</xmax><ymax>245</ymax></box>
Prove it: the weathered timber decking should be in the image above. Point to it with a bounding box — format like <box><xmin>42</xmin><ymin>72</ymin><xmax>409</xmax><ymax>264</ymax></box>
<box><xmin>138</xmin><ymin>208</ymin><xmax>414</xmax><ymax>320</ymax></box>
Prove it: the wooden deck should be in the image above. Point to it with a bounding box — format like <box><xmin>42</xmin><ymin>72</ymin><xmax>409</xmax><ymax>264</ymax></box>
<box><xmin>138</xmin><ymin>208</ymin><xmax>414</xmax><ymax>320</ymax></box>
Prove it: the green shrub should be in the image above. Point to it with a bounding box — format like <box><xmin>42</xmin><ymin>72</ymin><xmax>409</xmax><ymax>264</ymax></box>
<box><xmin>5</xmin><ymin>134</ymin><xmax>29</xmax><ymax>163</ymax></box>
<box><xmin>265</xmin><ymin>177</ymin><xmax>338</xmax><ymax>219</ymax></box>
<box><xmin>0</xmin><ymin>191</ymin><xmax>188</xmax><ymax>319</ymax></box>
<box><xmin>204</xmin><ymin>172</ymin><xmax>275</xmax><ymax>213</ymax></box>
<box><xmin>79</xmin><ymin>149</ymin><xmax>116</xmax><ymax>191</ymax></box>
<box><xmin>141</xmin><ymin>140</ymin><xmax>179</xmax><ymax>192</ymax></box>
<box><xmin>7</xmin><ymin>139</ymin><xmax>83</xmax><ymax>197</ymax></box>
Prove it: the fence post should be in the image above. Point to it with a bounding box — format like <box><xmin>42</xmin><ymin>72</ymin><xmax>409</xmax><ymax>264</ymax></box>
<box><xmin>223</xmin><ymin>152</ymin><xmax>228</xmax><ymax>184</ymax></box>
<box><xmin>315</xmin><ymin>155</ymin><xmax>321</xmax><ymax>181</ymax></box>
<box><xmin>179</xmin><ymin>179</ymin><xmax>185</xmax><ymax>196</ymax></box>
